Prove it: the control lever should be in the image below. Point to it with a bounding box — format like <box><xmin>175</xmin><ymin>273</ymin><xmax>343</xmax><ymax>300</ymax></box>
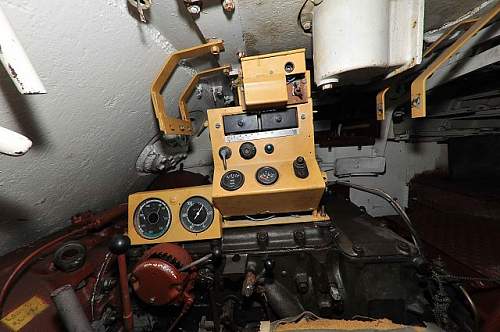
<box><xmin>219</xmin><ymin>146</ymin><xmax>232</xmax><ymax>170</ymax></box>
<box><xmin>109</xmin><ymin>234</ymin><xmax>133</xmax><ymax>331</ymax></box>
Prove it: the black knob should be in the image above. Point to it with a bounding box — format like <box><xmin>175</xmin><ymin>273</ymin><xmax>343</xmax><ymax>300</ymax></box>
<box><xmin>239</xmin><ymin>142</ymin><xmax>256</xmax><ymax>160</ymax></box>
<box><xmin>109</xmin><ymin>234</ymin><xmax>131</xmax><ymax>255</ymax></box>
<box><xmin>264</xmin><ymin>144</ymin><xmax>274</xmax><ymax>154</ymax></box>
<box><xmin>293</xmin><ymin>156</ymin><xmax>309</xmax><ymax>178</ymax></box>
<box><xmin>264</xmin><ymin>259</ymin><xmax>275</xmax><ymax>271</ymax></box>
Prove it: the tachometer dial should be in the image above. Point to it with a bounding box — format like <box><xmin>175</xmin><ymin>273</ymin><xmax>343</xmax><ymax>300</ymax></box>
<box><xmin>180</xmin><ymin>196</ymin><xmax>214</xmax><ymax>233</ymax></box>
<box><xmin>134</xmin><ymin>199</ymin><xmax>171</xmax><ymax>239</ymax></box>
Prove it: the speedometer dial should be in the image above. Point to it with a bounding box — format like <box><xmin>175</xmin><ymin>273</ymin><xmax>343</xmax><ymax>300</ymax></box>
<box><xmin>180</xmin><ymin>196</ymin><xmax>214</xmax><ymax>233</ymax></box>
<box><xmin>134</xmin><ymin>199</ymin><xmax>171</xmax><ymax>239</ymax></box>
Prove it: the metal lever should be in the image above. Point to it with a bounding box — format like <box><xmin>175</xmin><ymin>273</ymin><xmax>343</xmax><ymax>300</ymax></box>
<box><xmin>219</xmin><ymin>146</ymin><xmax>232</xmax><ymax>171</ymax></box>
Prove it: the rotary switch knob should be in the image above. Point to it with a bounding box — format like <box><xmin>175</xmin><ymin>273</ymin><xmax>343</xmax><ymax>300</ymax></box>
<box><xmin>293</xmin><ymin>156</ymin><xmax>309</xmax><ymax>179</ymax></box>
<box><xmin>239</xmin><ymin>142</ymin><xmax>256</xmax><ymax>160</ymax></box>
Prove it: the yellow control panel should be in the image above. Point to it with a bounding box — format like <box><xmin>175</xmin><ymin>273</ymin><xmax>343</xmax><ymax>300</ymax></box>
<box><xmin>127</xmin><ymin>185</ymin><xmax>222</xmax><ymax>245</ymax></box>
<box><xmin>208</xmin><ymin>49</ymin><xmax>325</xmax><ymax>217</ymax></box>
<box><xmin>128</xmin><ymin>46</ymin><xmax>328</xmax><ymax>242</ymax></box>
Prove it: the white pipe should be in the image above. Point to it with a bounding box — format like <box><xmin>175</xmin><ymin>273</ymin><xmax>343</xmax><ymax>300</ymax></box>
<box><xmin>0</xmin><ymin>6</ymin><xmax>46</xmax><ymax>94</ymax></box>
<box><xmin>0</xmin><ymin>126</ymin><xmax>32</xmax><ymax>156</ymax></box>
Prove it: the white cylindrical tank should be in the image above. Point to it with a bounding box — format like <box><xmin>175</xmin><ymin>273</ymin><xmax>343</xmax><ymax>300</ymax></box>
<box><xmin>313</xmin><ymin>0</ymin><xmax>424</xmax><ymax>87</ymax></box>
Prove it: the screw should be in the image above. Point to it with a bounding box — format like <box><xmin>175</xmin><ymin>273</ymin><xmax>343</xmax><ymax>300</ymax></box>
<box><xmin>256</xmin><ymin>232</ymin><xmax>268</xmax><ymax>245</ymax></box>
<box><xmin>187</xmin><ymin>5</ymin><xmax>201</xmax><ymax>15</ymax></box>
<box><xmin>300</xmin><ymin>113</ymin><xmax>306</xmax><ymax>120</ymax></box>
<box><xmin>411</xmin><ymin>96</ymin><xmax>421</xmax><ymax>107</ymax></box>
<box><xmin>215</xmin><ymin>123</ymin><xmax>221</xmax><ymax>129</ymax></box>
<box><xmin>352</xmin><ymin>243</ymin><xmax>364</xmax><ymax>255</ymax></box>
<box><xmin>303</xmin><ymin>21</ymin><xmax>312</xmax><ymax>30</ymax></box>
<box><xmin>397</xmin><ymin>241</ymin><xmax>410</xmax><ymax>254</ymax></box>
<box><xmin>210</xmin><ymin>45</ymin><xmax>220</xmax><ymax>55</ymax></box>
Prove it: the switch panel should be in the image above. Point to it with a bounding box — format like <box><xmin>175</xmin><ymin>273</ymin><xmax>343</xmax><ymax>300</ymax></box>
<box><xmin>208</xmin><ymin>102</ymin><xmax>325</xmax><ymax>217</ymax></box>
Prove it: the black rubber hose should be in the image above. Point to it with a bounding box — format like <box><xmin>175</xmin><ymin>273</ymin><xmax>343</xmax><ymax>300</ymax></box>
<box><xmin>263</xmin><ymin>281</ymin><xmax>304</xmax><ymax>318</ymax></box>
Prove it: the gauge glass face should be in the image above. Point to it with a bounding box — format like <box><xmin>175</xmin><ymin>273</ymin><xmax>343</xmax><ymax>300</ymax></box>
<box><xmin>134</xmin><ymin>199</ymin><xmax>171</xmax><ymax>239</ymax></box>
<box><xmin>220</xmin><ymin>170</ymin><xmax>245</xmax><ymax>191</ymax></box>
<box><xmin>256</xmin><ymin>166</ymin><xmax>279</xmax><ymax>185</ymax></box>
<box><xmin>180</xmin><ymin>196</ymin><xmax>214</xmax><ymax>233</ymax></box>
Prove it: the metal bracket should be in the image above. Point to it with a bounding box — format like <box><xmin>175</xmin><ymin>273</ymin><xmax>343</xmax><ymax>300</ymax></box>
<box><xmin>376</xmin><ymin>87</ymin><xmax>389</xmax><ymax>121</ymax></box>
<box><xmin>151</xmin><ymin>39</ymin><xmax>225</xmax><ymax>136</ymax></box>
<box><xmin>411</xmin><ymin>3</ymin><xmax>499</xmax><ymax>118</ymax></box>
<box><xmin>423</xmin><ymin>18</ymin><xmax>479</xmax><ymax>57</ymax></box>
<box><xmin>178</xmin><ymin>65</ymin><xmax>231</xmax><ymax>120</ymax></box>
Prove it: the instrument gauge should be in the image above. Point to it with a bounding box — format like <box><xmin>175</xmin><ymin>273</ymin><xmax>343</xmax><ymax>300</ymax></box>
<box><xmin>256</xmin><ymin>166</ymin><xmax>279</xmax><ymax>185</ymax></box>
<box><xmin>134</xmin><ymin>199</ymin><xmax>171</xmax><ymax>240</ymax></box>
<box><xmin>221</xmin><ymin>170</ymin><xmax>245</xmax><ymax>191</ymax></box>
<box><xmin>180</xmin><ymin>196</ymin><xmax>214</xmax><ymax>233</ymax></box>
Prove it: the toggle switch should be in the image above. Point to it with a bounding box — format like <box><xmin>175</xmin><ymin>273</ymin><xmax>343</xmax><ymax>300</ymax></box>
<box><xmin>219</xmin><ymin>146</ymin><xmax>232</xmax><ymax>170</ymax></box>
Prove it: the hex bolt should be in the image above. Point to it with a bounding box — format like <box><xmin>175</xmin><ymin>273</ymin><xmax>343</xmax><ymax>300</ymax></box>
<box><xmin>256</xmin><ymin>232</ymin><xmax>269</xmax><ymax>245</ymax></box>
<box><xmin>352</xmin><ymin>243</ymin><xmax>364</xmax><ymax>255</ymax></box>
<box><xmin>293</xmin><ymin>230</ymin><xmax>306</xmax><ymax>246</ymax></box>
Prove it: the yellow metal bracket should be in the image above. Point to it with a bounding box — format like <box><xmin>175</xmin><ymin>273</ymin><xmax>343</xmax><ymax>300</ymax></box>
<box><xmin>178</xmin><ymin>65</ymin><xmax>231</xmax><ymax>120</ymax></box>
<box><xmin>423</xmin><ymin>19</ymin><xmax>479</xmax><ymax>57</ymax></box>
<box><xmin>376</xmin><ymin>87</ymin><xmax>390</xmax><ymax>121</ymax></box>
<box><xmin>151</xmin><ymin>39</ymin><xmax>225</xmax><ymax>136</ymax></box>
<box><xmin>411</xmin><ymin>3</ymin><xmax>499</xmax><ymax>118</ymax></box>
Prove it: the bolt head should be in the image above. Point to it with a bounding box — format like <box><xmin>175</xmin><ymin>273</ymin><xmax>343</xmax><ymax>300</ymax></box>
<box><xmin>188</xmin><ymin>5</ymin><xmax>201</xmax><ymax>14</ymax></box>
<box><xmin>303</xmin><ymin>21</ymin><xmax>312</xmax><ymax>30</ymax></box>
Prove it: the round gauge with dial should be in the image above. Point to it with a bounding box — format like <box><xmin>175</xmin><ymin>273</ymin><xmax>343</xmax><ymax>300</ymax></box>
<box><xmin>220</xmin><ymin>170</ymin><xmax>244</xmax><ymax>191</ymax></box>
<box><xmin>180</xmin><ymin>196</ymin><xmax>214</xmax><ymax>233</ymax></box>
<box><xmin>256</xmin><ymin>166</ymin><xmax>279</xmax><ymax>185</ymax></box>
<box><xmin>134</xmin><ymin>198</ymin><xmax>171</xmax><ymax>240</ymax></box>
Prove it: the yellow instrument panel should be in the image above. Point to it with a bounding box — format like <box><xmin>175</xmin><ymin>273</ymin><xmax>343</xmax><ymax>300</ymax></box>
<box><xmin>208</xmin><ymin>49</ymin><xmax>325</xmax><ymax>217</ymax></box>
<box><xmin>208</xmin><ymin>103</ymin><xmax>325</xmax><ymax>217</ymax></box>
<box><xmin>128</xmin><ymin>185</ymin><xmax>222</xmax><ymax>245</ymax></box>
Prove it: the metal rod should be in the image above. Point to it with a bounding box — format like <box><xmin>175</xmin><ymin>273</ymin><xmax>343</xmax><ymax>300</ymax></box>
<box><xmin>118</xmin><ymin>254</ymin><xmax>134</xmax><ymax>331</ymax></box>
<box><xmin>179</xmin><ymin>253</ymin><xmax>213</xmax><ymax>272</ymax></box>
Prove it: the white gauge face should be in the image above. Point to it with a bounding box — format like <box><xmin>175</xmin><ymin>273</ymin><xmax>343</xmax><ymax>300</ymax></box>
<box><xmin>134</xmin><ymin>199</ymin><xmax>171</xmax><ymax>239</ymax></box>
<box><xmin>179</xmin><ymin>196</ymin><xmax>214</xmax><ymax>233</ymax></box>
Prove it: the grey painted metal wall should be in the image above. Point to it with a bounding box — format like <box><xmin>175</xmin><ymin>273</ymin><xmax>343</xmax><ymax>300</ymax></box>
<box><xmin>0</xmin><ymin>0</ymin><xmax>200</xmax><ymax>256</ymax></box>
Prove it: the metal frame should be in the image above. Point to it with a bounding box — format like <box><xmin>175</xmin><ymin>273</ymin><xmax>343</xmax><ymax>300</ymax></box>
<box><xmin>150</xmin><ymin>39</ymin><xmax>224</xmax><ymax>136</ymax></box>
<box><xmin>376</xmin><ymin>87</ymin><xmax>389</xmax><ymax>121</ymax></box>
<box><xmin>178</xmin><ymin>65</ymin><xmax>231</xmax><ymax>121</ymax></box>
<box><xmin>411</xmin><ymin>3</ymin><xmax>500</xmax><ymax>118</ymax></box>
